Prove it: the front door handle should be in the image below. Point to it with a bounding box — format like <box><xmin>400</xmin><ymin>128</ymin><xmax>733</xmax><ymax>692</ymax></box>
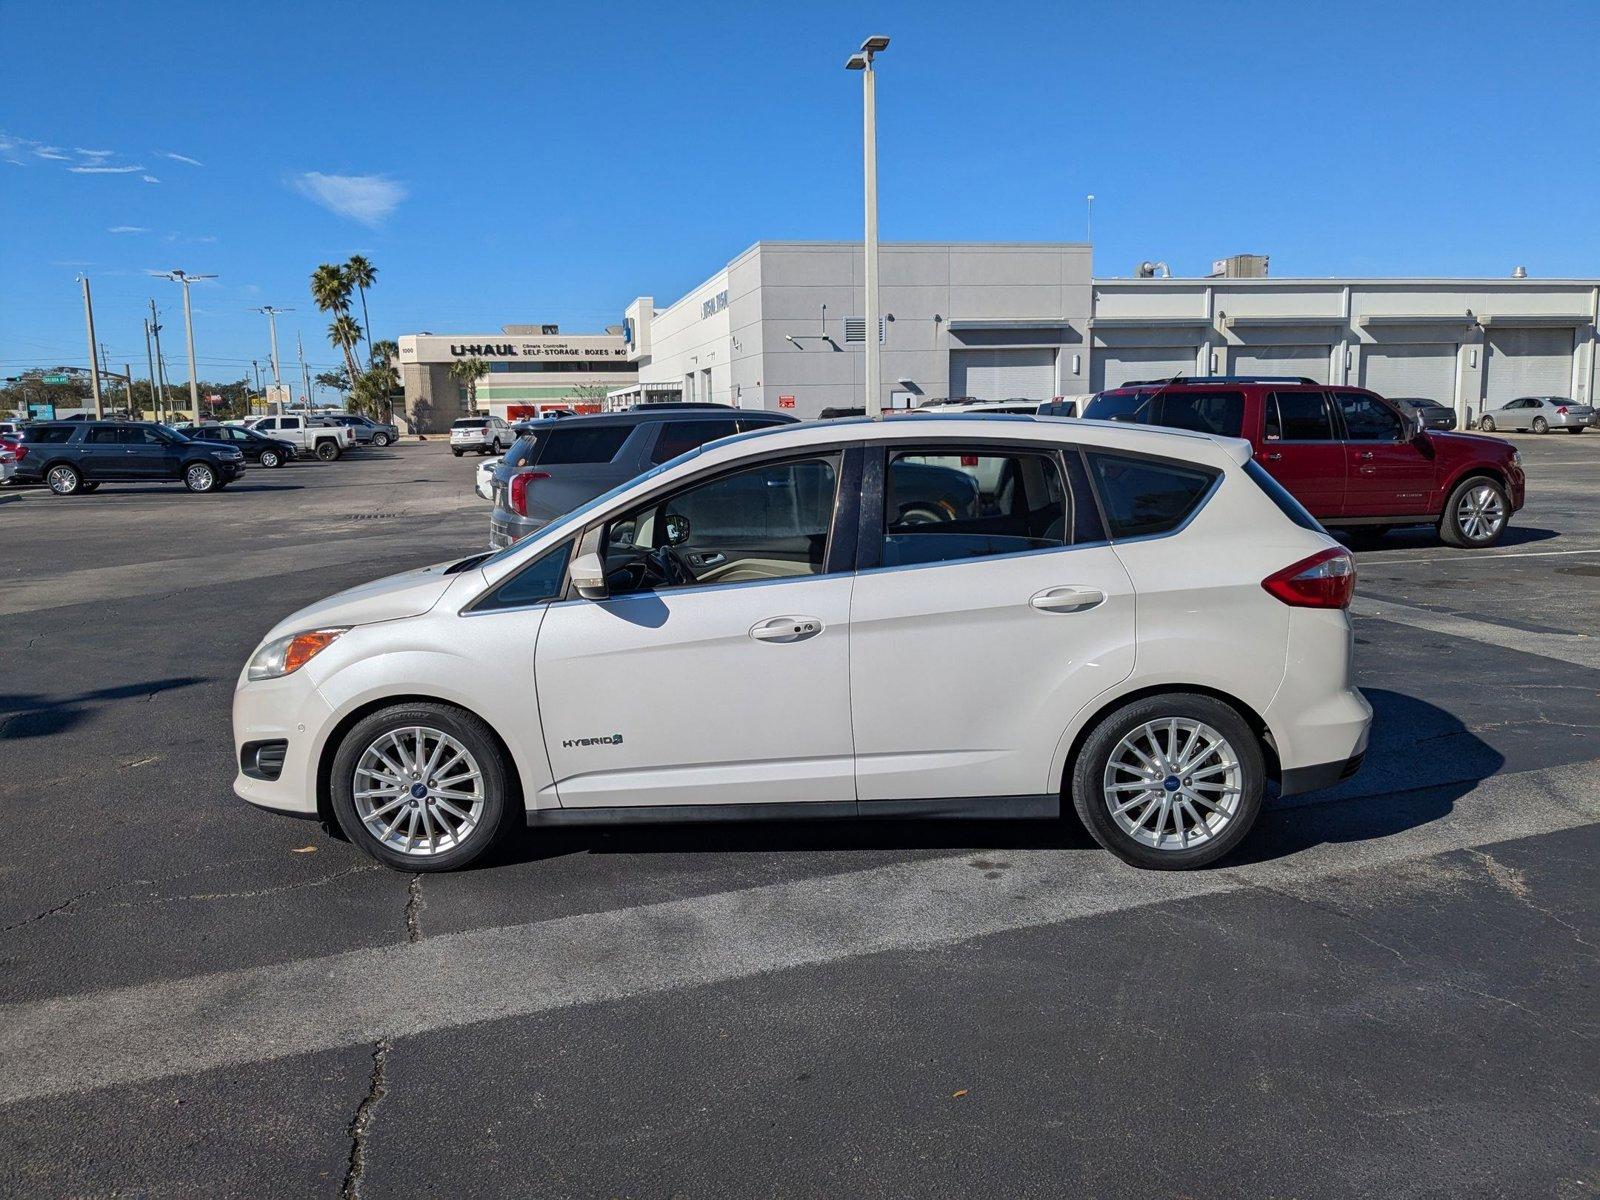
<box><xmin>1030</xmin><ymin>586</ymin><xmax>1106</xmax><ymax>613</ymax></box>
<box><xmin>1357</xmin><ymin>451</ymin><xmax>1375</xmax><ymax>460</ymax></box>
<box><xmin>750</xmin><ymin>615</ymin><xmax>823</xmax><ymax>643</ymax></box>
<box><xmin>689</xmin><ymin>551</ymin><xmax>726</xmax><ymax>568</ymax></box>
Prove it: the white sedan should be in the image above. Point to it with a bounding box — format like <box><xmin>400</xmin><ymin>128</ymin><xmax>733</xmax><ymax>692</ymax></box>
<box><xmin>233</xmin><ymin>416</ymin><xmax>1371</xmax><ymax>872</ymax></box>
<box><xmin>474</xmin><ymin>455</ymin><xmax>501</xmax><ymax>500</ymax></box>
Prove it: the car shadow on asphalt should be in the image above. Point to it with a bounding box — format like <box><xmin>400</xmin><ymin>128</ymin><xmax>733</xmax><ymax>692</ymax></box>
<box><xmin>1341</xmin><ymin>524</ymin><xmax>1560</xmax><ymax>551</ymax></box>
<box><xmin>0</xmin><ymin>676</ymin><xmax>204</xmax><ymax>738</ymax></box>
<box><xmin>486</xmin><ymin>687</ymin><xmax>1502</xmax><ymax>871</ymax></box>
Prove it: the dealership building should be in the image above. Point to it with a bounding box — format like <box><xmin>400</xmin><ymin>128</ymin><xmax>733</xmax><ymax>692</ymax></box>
<box><xmin>400</xmin><ymin>243</ymin><xmax>1599</xmax><ymax>428</ymax></box>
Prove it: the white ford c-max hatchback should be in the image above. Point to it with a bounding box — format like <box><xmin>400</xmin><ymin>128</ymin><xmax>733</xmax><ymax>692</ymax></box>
<box><xmin>234</xmin><ymin>416</ymin><xmax>1371</xmax><ymax>871</ymax></box>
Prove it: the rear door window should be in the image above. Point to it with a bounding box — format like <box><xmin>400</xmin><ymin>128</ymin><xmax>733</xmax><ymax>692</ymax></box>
<box><xmin>1085</xmin><ymin>452</ymin><xmax>1218</xmax><ymax>539</ymax></box>
<box><xmin>87</xmin><ymin>427</ymin><xmax>122</xmax><ymax>444</ymax></box>
<box><xmin>535</xmin><ymin>425</ymin><xmax>631</xmax><ymax>465</ymax></box>
<box><xmin>1266</xmin><ymin>391</ymin><xmax>1337</xmax><ymax>441</ymax></box>
<box><xmin>881</xmin><ymin>448</ymin><xmax>1073</xmax><ymax>568</ymax></box>
<box><xmin>649</xmin><ymin>419</ymin><xmax>740</xmax><ymax>464</ymax></box>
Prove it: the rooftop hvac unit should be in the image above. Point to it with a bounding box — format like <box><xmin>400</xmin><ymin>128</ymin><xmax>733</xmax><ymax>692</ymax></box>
<box><xmin>1209</xmin><ymin>254</ymin><xmax>1270</xmax><ymax>279</ymax></box>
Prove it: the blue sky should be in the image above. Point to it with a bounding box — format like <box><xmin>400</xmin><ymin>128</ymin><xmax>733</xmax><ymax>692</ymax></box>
<box><xmin>3</xmin><ymin>0</ymin><xmax>1596</xmax><ymax>386</ymax></box>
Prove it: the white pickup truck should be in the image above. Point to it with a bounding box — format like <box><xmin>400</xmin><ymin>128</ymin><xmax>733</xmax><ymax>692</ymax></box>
<box><xmin>246</xmin><ymin>415</ymin><xmax>352</xmax><ymax>461</ymax></box>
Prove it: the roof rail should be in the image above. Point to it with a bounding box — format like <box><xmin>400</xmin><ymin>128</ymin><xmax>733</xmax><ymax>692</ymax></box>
<box><xmin>1119</xmin><ymin>375</ymin><xmax>1318</xmax><ymax>387</ymax></box>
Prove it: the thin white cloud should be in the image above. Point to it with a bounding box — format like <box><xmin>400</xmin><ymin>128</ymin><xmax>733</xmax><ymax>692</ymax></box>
<box><xmin>142</xmin><ymin>174</ymin><xmax>160</xmax><ymax>184</ymax></box>
<box><xmin>161</xmin><ymin>151</ymin><xmax>204</xmax><ymax>167</ymax></box>
<box><xmin>291</xmin><ymin>171</ymin><xmax>407</xmax><ymax>226</ymax></box>
<box><xmin>33</xmin><ymin>145</ymin><xmax>69</xmax><ymax>161</ymax></box>
<box><xmin>69</xmin><ymin>163</ymin><xmax>144</xmax><ymax>174</ymax></box>
<box><xmin>107</xmin><ymin>225</ymin><xmax>149</xmax><ymax>234</ymax></box>
<box><xmin>76</xmin><ymin>148</ymin><xmax>114</xmax><ymax>160</ymax></box>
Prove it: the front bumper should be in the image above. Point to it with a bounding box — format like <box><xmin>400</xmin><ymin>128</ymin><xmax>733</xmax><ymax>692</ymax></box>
<box><xmin>231</xmin><ymin>667</ymin><xmax>336</xmax><ymax>817</ymax></box>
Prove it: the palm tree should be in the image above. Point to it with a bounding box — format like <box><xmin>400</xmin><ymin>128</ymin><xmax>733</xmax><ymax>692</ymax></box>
<box><xmin>369</xmin><ymin>338</ymin><xmax>399</xmax><ymax>369</ymax></box>
<box><xmin>345</xmin><ymin>256</ymin><xmax>377</xmax><ymax>368</ymax></box>
<box><xmin>327</xmin><ymin>314</ymin><xmax>363</xmax><ymax>381</ymax></box>
<box><xmin>309</xmin><ymin>262</ymin><xmax>351</xmax><ymax>318</ymax></box>
<box><xmin>448</xmin><ymin>357</ymin><xmax>488</xmax><ymax>413</ymax></box>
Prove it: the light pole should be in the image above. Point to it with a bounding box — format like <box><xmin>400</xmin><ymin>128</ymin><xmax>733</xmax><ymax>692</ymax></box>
<box><xmin>77</xmin><ymin>276</ymin><xmax>103</xmax><ymax>418</ymax></box>
<box><xmin>846</xmin><ymin>34</ymin><xmax>890</xmax><ymax>419</ymax></box>
<box><xmin>255</xmin><ymin>305</ymin><xmax>292</xmax><ymax>389</ymax></box>
<box><xmin>155</xmin><ymin>269</ymin><xmax>216</xmax><ymax>421</ymax></box>
<box><xmin>1086</xmin><ymin>194</ymin><xmax>1095</xmax><ymax>243</ymax></box>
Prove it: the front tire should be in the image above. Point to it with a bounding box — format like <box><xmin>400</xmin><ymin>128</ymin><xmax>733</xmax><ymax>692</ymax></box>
<box><xmin>329</xmin><ymin>702</ymin><xmax>517</xmax><ymax>872</ymax></box>
<box><xmin>1476</xmin><ymin>415</ymin><xmax>1495</xmax><ymax>432</ymax></box>
<box><xmin>259</xmin><ymin>449</ymin><xmax>281</xmax><ymax>468</ymax></box>
<box><xmin>1532</xmin><ymin>416</ymin><xmax>1549</xmax><ymax>434</ymax></box>
<box><xmin>372</xmin><ymin>433</ymin><xmax>391</xmax><ymax>447</ymax></box>
<box><xmin>183</xmin><ymin>462</ymin><xmax>218</xmax><ymax>493</ymax></box>
<box><xmin>1071</xmin><ymin>694</ymin><xmax>1264</xmax><ymax>870</ymax></box>
<box><xmin>47</xmin><ymin>464</ymin><xmax>84</xmax><ymax>495</ymax></box>
<box><xmin>1438</xmin><ymin>475</ymin><xmax>1510</xmax><ymax>547</ymax></box>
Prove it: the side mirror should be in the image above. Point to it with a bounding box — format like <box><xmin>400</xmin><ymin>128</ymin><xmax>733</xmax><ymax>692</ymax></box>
<box><xmin>570</xmin><ymin>551</ymin><xmax>609</xmax><ymax>600</ymax></box>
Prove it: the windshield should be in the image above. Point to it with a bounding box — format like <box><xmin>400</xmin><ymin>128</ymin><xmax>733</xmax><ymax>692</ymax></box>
<box><xmin>479</xmin><ymin>449</ymin><xmax>701</xmax><ymax>569</ymax></box>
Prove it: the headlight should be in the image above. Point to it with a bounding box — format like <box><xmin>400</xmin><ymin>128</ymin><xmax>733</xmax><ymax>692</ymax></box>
<box><xmin>247</xmin><ymin>628</ymin><xmax>348</xmax><ymax>681</ymax></box>
<box><xmin>1511</xmin><ymin>450</ymin><xmax>1522</xmax><ymax>469</ymax></box>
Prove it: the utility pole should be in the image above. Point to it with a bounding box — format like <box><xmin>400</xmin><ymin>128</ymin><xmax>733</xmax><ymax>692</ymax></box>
<box><xmin>156</xmin><ymin>269</ymin><xmax>217</xmax><ymax>421</ymax></box>
<box><xmin>846</xmin><ymin>35</ymin><xmax>890</xmax><ymax>419</ymax></box>
<box><xmin>79</xmin><ymin>276</ymin><xmax>103</xmax><ymax>418</ymax></box>
<box><xmin>144</xmin><ymin>318</ymin><xmax>159</xmax><ymax>420</ymax></box>
<box><xmin>255</xmin><ymin>306</ymin><xmax>292</xmax><ymax>388</ymax></box>
<box><xmin>124</xmin><ymin>365</ymin><xmax>134</xmax><ymax>417</ymax></box>
<box><xmin>148</xmin><ymin>299</ymin><xmax>170</xmax><ymax>421</ymax></box>
<box><xmin>297</xmin><ymin>332</ymin><xmax>311</xmax><ymax>414</ymax></box>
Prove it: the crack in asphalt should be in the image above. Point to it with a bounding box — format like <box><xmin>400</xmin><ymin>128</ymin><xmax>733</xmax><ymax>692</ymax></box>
<box><xmin>341</xmin><ymin>1038</ymin><xmax>392</xmax><ymax>1200</ymax></box>
<box><xmin>405</xmin><ymin>875</ymin><xmax>425</xmax><ymax>943</ymax></box>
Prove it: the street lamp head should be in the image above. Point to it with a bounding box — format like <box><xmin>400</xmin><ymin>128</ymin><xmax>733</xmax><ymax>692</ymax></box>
<box><xmin>861</xmin><ymin>34</ymin><xmax>890</xmax><ymax>53</ymax></box>
<box><xmin>845</xmin><ymin>52</ymin><xmax>867</xmax><ymax>70</ymax></box>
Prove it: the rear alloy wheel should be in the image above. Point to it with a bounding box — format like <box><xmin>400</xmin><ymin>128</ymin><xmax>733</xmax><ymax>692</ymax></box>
<box><xmin>1532</xmin><ymin>416</ymin><xmax>1549</xmax><ymax>434</ymax></box>
<box><xmin>47</xmin><ymin>464</ymin><xmax>83</xmax><ymax>495</ymax></box>
<box><xmin>259</xmin><ymin>449</ymin><xmax>281</xmax><ymax>468</ymax></box>
<box><xmin>316</xmin><ymin>441</ymin><xmax>340</xmax><ymax>462</ymax></box>
<box><xmin>1071</xmin><ymin>694</ymin><xmax>1264</xmax><ymax>870</ymax></box>
<box><xmin>330</xmin><ymin>703</ymin><xmax>515</xmax><ymax>871</ymax></box>
<box><xmin>184</xmin><ymin>462</ymin><xmax>218</xmax><ymax>493</ymax></box>
<box><xmin>1438</xmin><ymin>476</ymin><xmax>1510</xmax><ymax>547</ymax></box>
<box><xmin>1477</xmin><ymin>415</ymin><xmax>1496</xmax><ymax>432</ymax></box>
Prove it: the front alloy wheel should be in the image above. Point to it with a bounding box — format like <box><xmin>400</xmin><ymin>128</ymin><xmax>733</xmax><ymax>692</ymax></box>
<box><xmin>1439</xmin><ymin>477</ymin><xmax>1509</xmax><ymax>547</ymax></box>
<box><xmin>184</xmin><ymin>463</ymin><xmax>217</xmax><ymax>492</ymax></box>
<box><xmin>260</xmin><ymin>449</ymin><xmax>281</xmax><ymax>468</ymax></box>
<box><xmin>330</xmin><ymin>702</ymin><xmax>514</xmax><ymax>871</ymax></box>
<box><xmin>372</xmin><ymin>433</ymin><xmax>391</xmax><ymax>447</ymax></box>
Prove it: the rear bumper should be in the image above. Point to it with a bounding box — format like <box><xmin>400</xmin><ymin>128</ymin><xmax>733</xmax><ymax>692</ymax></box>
<box><xmin>490</xmin><ymin>508</ymin><xmax>547</xmax><ymax>549</ymax></box>
<box><xmin>1280</xmin><ymin>751</ymin><xmax>1365</xmax><ymax>797</ymax></box>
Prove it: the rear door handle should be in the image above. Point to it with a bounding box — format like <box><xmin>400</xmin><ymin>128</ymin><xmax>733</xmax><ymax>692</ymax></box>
<box><xmin>1030</xmin><ymin>586</ymin><xmax>1105</xmax><ymax>613</ymax></box>
<box><xmin>750</xmin><ymin>615</ymin><xmax>822</xmax><ymax>643</ymax></box>
<box><xmin>1261</xmin><ymin>452</ymin><xmax>1282</xmax><ymax>462</ymax></box>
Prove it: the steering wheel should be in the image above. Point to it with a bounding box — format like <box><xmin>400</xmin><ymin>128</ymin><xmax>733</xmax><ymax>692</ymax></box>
<box><xmin>641</xmin><ymin>545</ymin><xmax>695</xmax><ymax>588</ymax></box>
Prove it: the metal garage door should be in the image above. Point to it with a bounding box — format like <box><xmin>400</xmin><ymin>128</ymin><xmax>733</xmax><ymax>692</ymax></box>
<box><xmin>948</xmin><ymin>349</ymin><xmax>1056</xmax><ymax>400</ymax></box>
<box><xmin>1091</xmin><ymin>347</ymin><xmax>1197</xmax><ymax>391</ymax></box>
<box><xmin>1484</xmin><ymin>329</ymin><xmax>1574</xmax><ymax>406</ymax></box>
<box><xmin>1232</xmin><ymin>345</ymin><xmax>1330</xmax><ymax>383</ymax></box>
<box><xmin>1360</xmin><ymin>344</ymin><xmax>1458</xmax><ymax>404</ymax></box>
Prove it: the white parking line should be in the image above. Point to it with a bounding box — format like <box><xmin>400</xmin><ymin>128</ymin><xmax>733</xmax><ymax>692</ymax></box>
<box><xmin>1366</xmin><ymin>547</ymin><xmax>1600</xmax><ymax>567</ymax></box>
<box><xmin>1352</xmin><ymin>595</ymin><xmax>1600</xmax><ymax>669</ymax></box>
<box><xmin>1</xmin><ymin>758</ymin><xmax>1596</xmax><ymax>1107</ymax></box>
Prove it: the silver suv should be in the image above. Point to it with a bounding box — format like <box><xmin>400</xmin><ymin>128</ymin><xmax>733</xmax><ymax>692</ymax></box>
<box><xmin>488</xmin><ymin>407</ymin><xmax>796</xmax><ymax>548</ymax></box>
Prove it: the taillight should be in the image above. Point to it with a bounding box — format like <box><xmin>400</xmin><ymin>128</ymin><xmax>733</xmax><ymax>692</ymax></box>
<box><xmin>1556</xmin><ymin>406</ymin><xmax>1568</xmax><ymax>415</ymax></box>
<box><xmin>7</xmin><ymin>442</ymin><xmax>24</xmax><ymax>460</ymax></box>
<box><xmin>1262</xmin><ymin>547</ymin><xmax>1355</xmax><ymax>609</ymax></box>
<box><xmin>508</xmin><ymin>471</ymin><xmax>549</xmax><ymax>516</ymax></box>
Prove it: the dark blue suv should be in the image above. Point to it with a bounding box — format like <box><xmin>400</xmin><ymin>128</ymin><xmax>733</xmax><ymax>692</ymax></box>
<box><xmin>14</xmin><ymin>421</ymin><xmax>246</xmax><ymax>495</ymax></box>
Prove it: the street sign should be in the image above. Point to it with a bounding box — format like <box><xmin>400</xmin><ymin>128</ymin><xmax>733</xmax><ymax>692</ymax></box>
<box><xmin>41</xmin><ymin>374</ymin><xmax>70</xmax><ymax>384</ymax></box>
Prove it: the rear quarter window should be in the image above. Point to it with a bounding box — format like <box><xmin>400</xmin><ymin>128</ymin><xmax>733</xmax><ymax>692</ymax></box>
<box><xmin>534</xmin><ymin>424</ymin><xmax>631</xmax><ymax>465</ymax></box>
<box><xmin>1085</xmin><ymin>451</ymin><xmax>1218</xmax><ymax>539</ymax></box>
<box><xmin>21</xmin><ymin>426</ymin><xmax>76</xmax><ymax>444</ymax></box>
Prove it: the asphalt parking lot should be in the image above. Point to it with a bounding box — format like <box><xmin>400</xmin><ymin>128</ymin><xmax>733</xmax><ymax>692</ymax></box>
<box><xmin>2</xmin><ymin>434</ymin><xmax>1597</xmax><ymax>1197</ymax></box>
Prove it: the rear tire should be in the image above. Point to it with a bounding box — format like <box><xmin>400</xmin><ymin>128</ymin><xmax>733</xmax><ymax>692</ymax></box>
<box><xmin>329</xmin><ymin>702</ymin><xmax>518</xmax><ymax>872</ymax></box>
<box><xmin>316</xmin><ymin>441</ymin><xmax>340</xmax><ymax>462</ymax></box>
<box><xmin>1438</xmin><ymin>475</ymin><xmax>1510</xmax><ymax>547</ymax></box>
<box><xmin>1071</xmin><ymin>694</ymin><xmax>1265</xmax><ymax>870</ymax></box>
<box><xmin>452</xmin><ymin>449</ymin><xmax>464</xmax><ymax>458</ymax></box>
<box><xmin>1476</xmin><ymin>415</ymin><xmax>1495</xmax><ymax>432</ymax></box>
<box><xmin>1568</xmin><ymin>427</ymin><xmax>1585</xmax><ymax>435</ymax></box>
<box><xmin>46</xmin><ymin>464</ymin><xmax>83</xmax><ymax>495</ymax></box>
<box><xmin>1532</xmin><ymin>416</ymin><xmax>1549</xmax><ymax>434</ymax></box>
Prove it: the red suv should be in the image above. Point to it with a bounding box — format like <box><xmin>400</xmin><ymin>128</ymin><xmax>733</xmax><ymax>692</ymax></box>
<box><xmin>1083</xmin><ymin>377</ymin><xmax>1525</xmax><ymax>547</ymax></box>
